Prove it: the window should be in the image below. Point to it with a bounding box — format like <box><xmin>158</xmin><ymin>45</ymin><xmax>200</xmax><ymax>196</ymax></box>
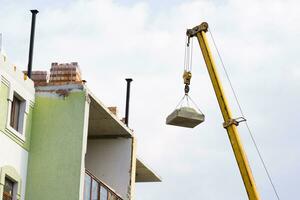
<box><xmin>108</xmin><ymin>192</ymin><xmax>117</xmax><ymax>200</ymax></box>
<box><xmin>91</xmin><ymin>179</ymin><xmax>99</xmax><ymax>200</ymax></box>
<box><xmin>3</xmin><ymin>178</ymin><xmax>14</xmax><ymax>200</ymax></box>
<box><xmin>0</xmin><ymin>166</ymin><xmax>21</xmax><ymax>200</ymax></box>
<box><xmin>100</xmin><ymin>186</ymin><xmax>108</xmax><ymax>200</ymax></box>
<box><xmin>10</xmin><ymin>95</ymin><xmax>21</xmax><ymax>131</ymax></box>
<box><xmin>7</xmin><ymin>92</ymin><xmax>26</xmax><ymax>138</ymax></box>
<box><xmin>84</xmin><ymin>173</ymin><xmax>91</xmax><ymax>200</ymax></box>
<box><xmin>84</xmin><ymin>170</ymin><xmax>123</xmax><ymax>200</ymax></box>
<box><xmin>2</xmin><ymin>71</ymin><xmax>34</xmax><ymax>142</ymax></box>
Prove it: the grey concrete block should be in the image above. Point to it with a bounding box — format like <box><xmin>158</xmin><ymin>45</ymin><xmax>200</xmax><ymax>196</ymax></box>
<box><xmin>166</xmin><ymin>107</ymin><xmax>205</xmax><ymax>128</ymax></box>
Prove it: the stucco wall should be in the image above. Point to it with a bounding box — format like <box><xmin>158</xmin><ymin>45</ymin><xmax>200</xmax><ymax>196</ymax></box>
<box><xmin>0</xmin><ymin>55</ymin><xmax>35</xmax><ymax>150</ymax></box>
<box><xmin>0</xmin><ymin>54</ymin><xmax>35</xmax><ymax>200</ymax></box>
<box><xmin>85</xmin><ymin>138</ymin><xmax>133</xmax><ymax>200</ymax></box>
<box><xmin>0</xmin><ymin>82</ymin><xmax>33</xmax><ymax>151</ymax></box>
<box><xmin>0</xmin><ymin>132</ymin><xmax>28</xmax><ymax>200</ymax></box>
<box><xmin>25</xmin><ymin>91</ymin><xmax>89</xmax><ymax>200</ymax></box>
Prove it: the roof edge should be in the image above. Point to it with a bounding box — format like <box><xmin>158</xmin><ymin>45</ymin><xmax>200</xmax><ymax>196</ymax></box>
<box><xmin>136</xmin><ymin>158</ymin><xmax>161</xmax><ymax>183</ymax></box>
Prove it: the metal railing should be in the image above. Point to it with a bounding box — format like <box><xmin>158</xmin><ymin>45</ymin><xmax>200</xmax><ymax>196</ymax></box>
<box><xmin>84</xmin><ymin>169</ymin><xmax>123</xmax><ymax>200</ymax></box>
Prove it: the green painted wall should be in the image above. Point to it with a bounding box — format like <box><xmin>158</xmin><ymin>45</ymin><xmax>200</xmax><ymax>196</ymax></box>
<box><xmin>25</xmin><ymin>91</ymin><xmax>88</xmax><ymax>200</ymax></box>
<box><xmin>0</xmin><ymin>83</ymin><xmax>8</xmax><ymax>130</ymax></box>
<box><xmin>0</xmin><ymin>82</ymin><xmax>33</xmax><ymax>150</ymax></box>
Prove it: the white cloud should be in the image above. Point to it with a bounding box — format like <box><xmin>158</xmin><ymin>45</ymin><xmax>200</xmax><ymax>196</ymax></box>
<box><xmin>1</xmin><ymin>0</ymin><xmax>299</xmax><ymax>199</ymax></box>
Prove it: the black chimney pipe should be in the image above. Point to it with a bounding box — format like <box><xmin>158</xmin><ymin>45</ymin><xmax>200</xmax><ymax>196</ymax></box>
<box><xmin>125</xmin><ymin>78</ymin><xmax>133</xmax><ymax>126</ymax></box>
<box><xmin>27</xmin><ymin>9</ymin><xmax>39</xmax><ymax>78</ymax></box>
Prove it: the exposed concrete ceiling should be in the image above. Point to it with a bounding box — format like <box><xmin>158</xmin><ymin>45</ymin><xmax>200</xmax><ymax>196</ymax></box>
<box><xmin>88</xmin><ymin>92</ymin><xmax>133</xmax><ymax>138</ymax></box>
<box><xmin>136</xmin><ymin>158</ymin><xmax>161</xmax><ymax>182</ymax></box>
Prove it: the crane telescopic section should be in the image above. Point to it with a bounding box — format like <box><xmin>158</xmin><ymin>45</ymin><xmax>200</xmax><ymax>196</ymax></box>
<box><xmin>187</xmin><ymin>22</ymin><xmax>260</xmax><ymax>200</ymax></box>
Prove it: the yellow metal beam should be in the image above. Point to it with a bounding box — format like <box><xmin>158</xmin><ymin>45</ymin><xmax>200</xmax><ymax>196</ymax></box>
<box><xmin>191</xmin><ymin>23</ymin><xmax>260</xmax><ymax>200</ymax></box>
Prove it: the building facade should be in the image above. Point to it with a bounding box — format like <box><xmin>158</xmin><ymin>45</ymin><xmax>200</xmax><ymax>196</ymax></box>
<box><xmin>0</xmin><ymin>55</ymin><xmax>160</xmax><ymax>200</ymax></box>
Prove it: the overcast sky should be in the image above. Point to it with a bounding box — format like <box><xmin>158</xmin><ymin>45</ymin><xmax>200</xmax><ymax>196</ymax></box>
<box><xmin>1</xmin><ymin>0</ymin><xmax>299</xmax><ymax>199</ymax></box>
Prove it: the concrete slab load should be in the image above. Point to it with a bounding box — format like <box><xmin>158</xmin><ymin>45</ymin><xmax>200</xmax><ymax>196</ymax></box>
<box><xmin>166</xmin><ymin>107</ymin><xmax>205</xmax><ymax>128</ymax></box>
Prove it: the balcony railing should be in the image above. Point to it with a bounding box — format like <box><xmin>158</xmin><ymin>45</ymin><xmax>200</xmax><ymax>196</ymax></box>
<box><xmin>84</xmin><ymin>169</ymin><xmax>123</xmax><ymax>200</ymax></box>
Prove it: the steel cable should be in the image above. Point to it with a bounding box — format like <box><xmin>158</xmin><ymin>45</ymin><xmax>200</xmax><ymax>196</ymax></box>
<box><xmin>208</xmin><ymin>28</ymin><xmax>281</xmax><ymax>200</ymax></box>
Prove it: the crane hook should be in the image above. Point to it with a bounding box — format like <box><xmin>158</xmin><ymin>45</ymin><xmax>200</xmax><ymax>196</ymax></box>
<box><xmin>183</xmin><ymin>70</ymin><xmax>192</xmax><ymax>95</ymax></box>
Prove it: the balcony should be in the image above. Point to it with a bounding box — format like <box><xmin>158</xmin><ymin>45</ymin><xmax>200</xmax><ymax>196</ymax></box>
<box><xmin>84</xmin><ymin>170</ymin><xmax>123</xmax><ymax>200</ymax></box>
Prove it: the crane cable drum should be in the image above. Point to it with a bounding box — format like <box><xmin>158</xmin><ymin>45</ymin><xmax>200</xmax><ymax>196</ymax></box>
<box><xmin>166</xmin><ymin>35</ymin><xmax>205</xmax><ymax>128</ymax></box>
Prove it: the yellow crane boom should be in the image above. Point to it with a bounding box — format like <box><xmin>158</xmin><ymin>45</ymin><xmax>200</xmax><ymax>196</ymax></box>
<box><xmin>186</xmin><ymin>22</ymin><xmax>260</xmax><ymax>200</ymax></box>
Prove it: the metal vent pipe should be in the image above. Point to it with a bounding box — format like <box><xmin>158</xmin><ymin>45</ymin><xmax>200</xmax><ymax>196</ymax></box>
<box><xmin>27</xmin><ymin>9</ymin><xmax>39</xmax><ymax>78</ymax></box>
<box><xmin>125</xmin><ymin>78</ymin><xmax>133</xmax><ymax>126</ymax></box>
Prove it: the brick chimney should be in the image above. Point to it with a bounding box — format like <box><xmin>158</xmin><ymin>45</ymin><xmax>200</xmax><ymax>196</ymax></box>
<box><xmin>49</xmin><ymin>62</ymin><xmax>82</xmax><ymax>85</ymax></box>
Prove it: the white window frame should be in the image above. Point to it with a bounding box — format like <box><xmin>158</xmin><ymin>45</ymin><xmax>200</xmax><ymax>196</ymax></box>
<box><xmin>0</xmin><ymin>166</ymin><xmax>21</xmax><ymax>200</ymax></box>
<box><xmin>1</xmin><ymin>55</ymin><xmax>34</xmax><ymax>144</ymax></box>
<box><xmin>5</xmin><ymin>86</ymin><xmax>28</xmax><ymax>142</ymax></box>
